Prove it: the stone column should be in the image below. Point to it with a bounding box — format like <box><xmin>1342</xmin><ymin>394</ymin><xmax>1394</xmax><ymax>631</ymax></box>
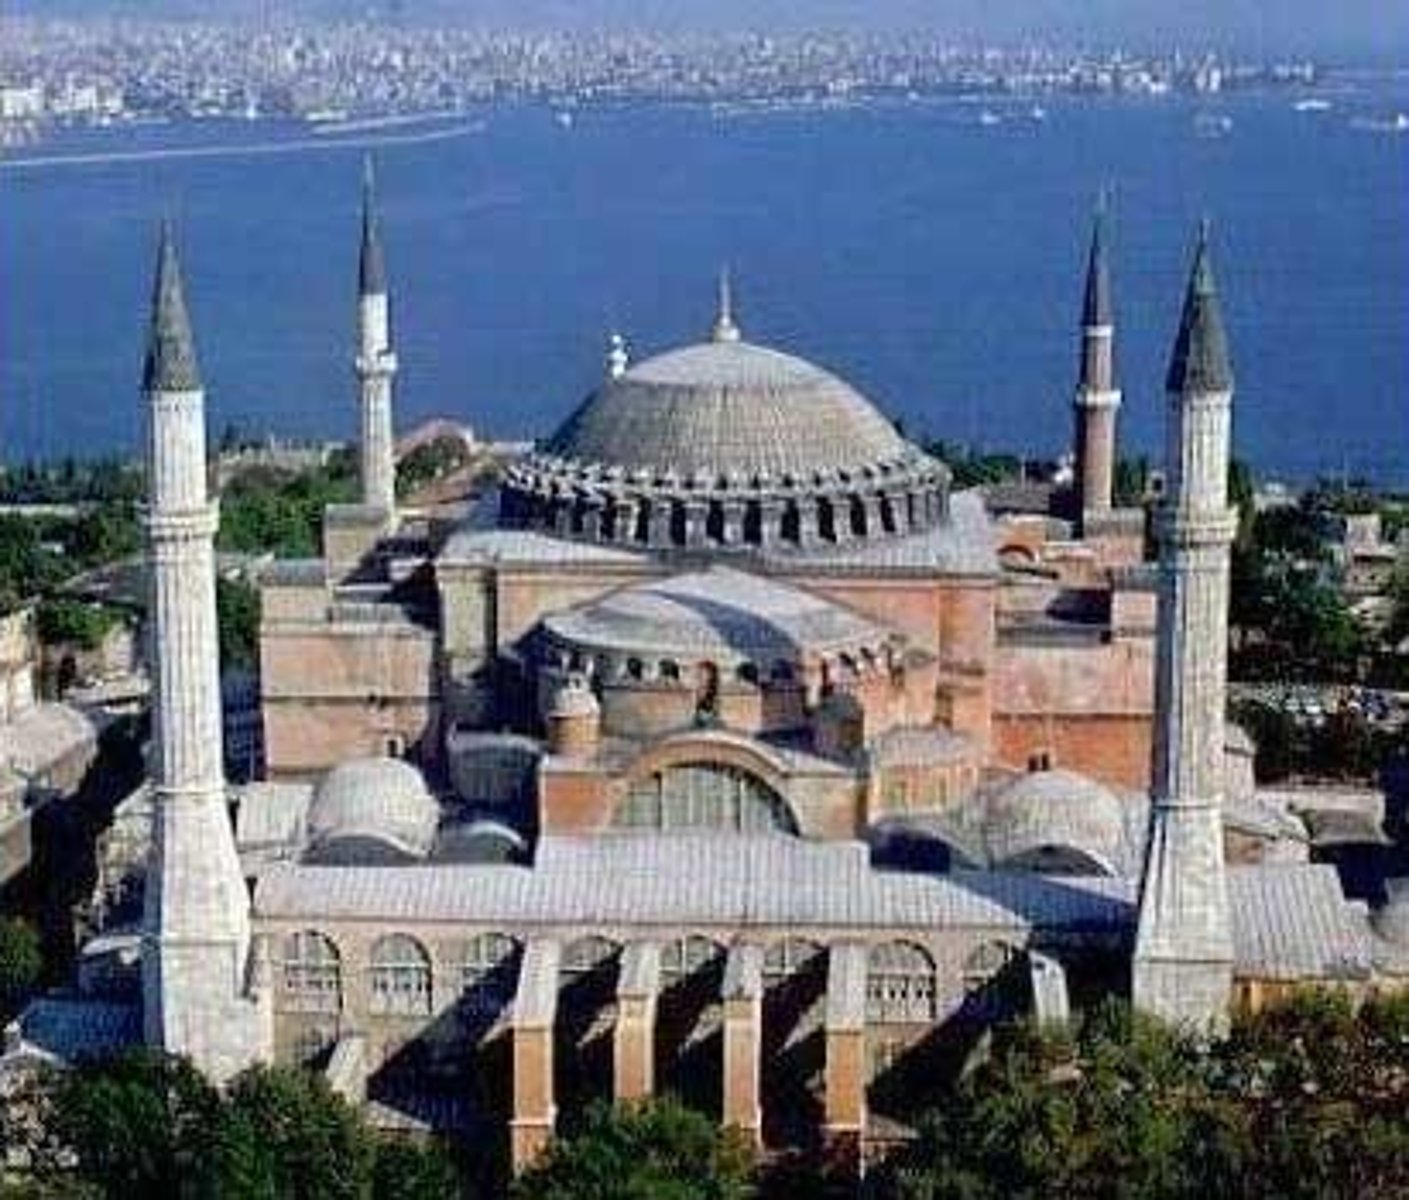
<box><xmin>684</xmin><ymin>499</ymin><xmax>709</xmax><ymax>548</ymax></box>
<box><xmin>721</xmin><ymin>944</ymin><xmax>764</xmax><ymax>1144</ymax></box>
<box><xmin>511</xmin><ymin>939</ymin><xmax>561</xmax><ymax>1172</ymax></box>
<box><xmin>759</xmin><ymin>499</ymin><xmax>785</xmax><ymax>548</ymax></box>
<box><xmin>797</xmin><ymin>499</ymin><xmax>819</xmax><ymax>549</ymax></box>
<box><xmin>721</xmin><ymin>498</ymin><xmax>747</xmax><ymax>546</ymax></box>
<box><xmin>613</xmin><ymin>942</ymin><xmax>661</xmax><ymax>1102</ymax></box>
<box><xmin>647</xmin><ymin>499</ymin><xmax>673</xmax><ymax>547</ymax></box>
<box><xmin>823</xmin><ymin>942</ymin><xmax>867</xmax><ymax>1164</ymax></box>
<box><xmin>614</xmin><ymin>496</ymin><xmax>639</xmax><ymax>545</ymax></box>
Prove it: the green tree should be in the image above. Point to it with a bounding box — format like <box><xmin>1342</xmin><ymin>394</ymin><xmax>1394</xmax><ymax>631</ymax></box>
<box><xmin>49</xmin><ymin>1050</ymin><xmax>221</xmax><ymax>1199</ymax></box>
<box><xmin>512</xmin><ymin>1098</ymin><xmax>756</xmax><ymax>1200</ymax></box>
<box><xmin>217</xmin><ymin>459</ymin><xmax>357</xmax><ymax>560</ymax></box>
<box><xmin>212</xmin><ymin>1066</ymin><xmax>377</xmax><ymax>1199</ymax></box>
<box><xmin>1114</xmin><ymin>455</ymin><xmax>1152</xmax><ymax>508</ymax></box>
<box><xmin>217</xmin><ymin>576</ymin><xmax>262</xmax><ymax>672</ymax></box>
<box><xmin>370</xmin><ymin>1135</ymin><xmax>465</xmax><ymax>1199</ymax></box>
<box><xmin>0</xmin><ymin>917</ymin><xmax>43</xmax><ymax>1019</ymax></box>
<box><xmin>36</xmin><ymin>599</ymin><xmax>120</xmax><ymax>653</ymax></box>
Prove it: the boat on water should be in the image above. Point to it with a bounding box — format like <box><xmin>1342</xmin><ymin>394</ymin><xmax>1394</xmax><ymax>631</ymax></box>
<box><xmin>1293</xmin><ymin>98</ymin><xmax>1333</xmax><ymax>113</ymax></box>
<box><xmin>1194</xmin><ymin>112</ymin><xmax>1234</xmax><ymax>139</ymax></box>
<box><xmin>1349</xmin><ymin>112</ymin><xmax>1409</xmax><ymax>133</ymax></box>
<box><xmin>978</xmin><ymin>109</ymin><xmax>1002</xmax><ymax>127</ymax></box>
<box><xmin>555</xmin><ymin>110</ymin><xmax>575</xmax><ymax>130</ymax></box>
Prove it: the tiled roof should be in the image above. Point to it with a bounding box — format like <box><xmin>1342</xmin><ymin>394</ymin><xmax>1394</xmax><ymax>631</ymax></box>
<box><xmin>1227</xmin><ymin>865</ymin><xmax>1373</xmax><ymax>981</ymax></box>
<box><xmin>255</xmin><ymin>833</ymin><xmax>1133</xmax><ymax>934</ymax></box>
<box><xmin>543</xmin><ymin>339</ymin><xmax>913</xmax><ymax>483</ymax></box>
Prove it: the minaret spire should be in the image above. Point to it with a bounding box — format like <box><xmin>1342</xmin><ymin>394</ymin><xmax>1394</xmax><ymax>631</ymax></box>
<box><xmin>1133</xmin><ymin>223</ymin><xmax>1237</xmax><ymax>1029</ymax></box>
<box><xmin>140</xmin><ymin>223</ymin><xmax>269</xmax><ymax>1081</ymax></box>
<box><xmin>1072</xmin><ymin>192</ymin><xmax>1121</xmax><ymax>525</ymax></box>
<box><xmin>355</xmin><ymin>158</ymin><xmax>398</xmax><ymax>517</ymax></box>
<box><xmin>711</xmin><ymin>265</ymin><xmax>741</xmax><ymax>343</ymax></box>
<box><xmin>359</xmin><ymin>156</ymin><xmax>387</xmax><ymax>299</ymax></box>
<box><xmin>143</xmin><ymin>222</ymin><xmax>201</xmax><ymax>394</ymax></box>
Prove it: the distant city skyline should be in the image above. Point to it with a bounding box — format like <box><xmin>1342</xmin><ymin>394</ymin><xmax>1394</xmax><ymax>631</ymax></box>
<box><xmin>8</xmin><ymin>1</ymin><xmax>1408</xmax><ymax>61</ymax></box>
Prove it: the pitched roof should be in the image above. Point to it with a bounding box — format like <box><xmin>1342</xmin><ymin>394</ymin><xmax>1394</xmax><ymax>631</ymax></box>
<box><xmin>1165</xmin><ymin>224</ymin><xmax>1233</xmax><ymax>394</ymax></box>
<box><xmin>142</xmin><ymin>223</ymin><xmax>201</xmax><ymax>394</ymax></box>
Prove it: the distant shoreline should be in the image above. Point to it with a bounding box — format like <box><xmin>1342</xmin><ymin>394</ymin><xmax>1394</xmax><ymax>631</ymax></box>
<box><xmin>0</xmin><ymin>118</ymin><xmax>484</xmax><ymax>172</ymax></box>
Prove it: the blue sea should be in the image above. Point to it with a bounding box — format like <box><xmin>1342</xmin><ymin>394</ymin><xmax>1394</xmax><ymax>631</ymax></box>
<box><xmin>1</xmin><ymin>85</ymin><xmax>1406</xmax><ymax>483</ymax></box>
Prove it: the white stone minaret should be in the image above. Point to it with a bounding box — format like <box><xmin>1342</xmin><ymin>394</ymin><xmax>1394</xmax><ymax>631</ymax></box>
<box><xmin>1133</xmin><ymin>224</ymin><xmax>1236</xmax><ymax>1028</ymax></box>
<box><xmin>141</xmin><ymin>224</ymin><xmax>269</xmax><ymax>1081</ymax></box>
<box><xmin>356</xmin><ymin>159</ymin><xmax>398</xmax><ymax>516</ymax></box>
<box><xmin>1073</xmin><ymin>198</ymin><xmax>1121</xmax><ymax>525</ymax></box>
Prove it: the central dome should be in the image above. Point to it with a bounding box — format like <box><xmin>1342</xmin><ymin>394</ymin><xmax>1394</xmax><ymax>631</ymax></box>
<box><xmin>543</xmin><ymin>339</ymin><xmax>914</xmax><ymax>483</ymax></box>
<box><xmin>497</xmin><ymin>322</ymin><xmax>949</xmax><ymax>555</ymax></box>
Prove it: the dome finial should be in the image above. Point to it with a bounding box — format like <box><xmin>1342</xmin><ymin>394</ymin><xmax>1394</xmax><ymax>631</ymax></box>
<box><xmin>711</xmin><ymin>265</ymin><xmax>741</xmax><ymax>343</ymax></box>
<box><xmin>607</xmin><ymin>331</ymin><xmax>629</xmax><ymax>379</ymax></box>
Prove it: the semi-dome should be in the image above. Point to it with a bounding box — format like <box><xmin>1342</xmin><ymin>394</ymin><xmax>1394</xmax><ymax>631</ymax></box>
<box><xmin>983</xmin><ymin>768</ymin><xmax>1126</xmax><ymax>877</ymax></box>
<box><xmin>539</xmin><ymin>566</ymin><xmax>892</xmax><ymax>669</ymax></box>
<box><xmin>544</xmin><ymin>340</ymin><xmax>915</xmax><ymax>482</ymax></box>
<box><xmin>498</xmin><ymin>317</ymin><xmax>949</xmax><ymax>555</ymax></box>
<box><xmin>305</xmin><ymin>757</ymin><xmax>439</xmax><ymax>864</ymax></box>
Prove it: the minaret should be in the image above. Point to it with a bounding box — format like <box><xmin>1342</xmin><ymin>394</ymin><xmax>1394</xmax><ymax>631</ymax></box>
<box><xmin>1072</xmin><ymin>197</ymin><xmax>1121</xmax><ymax>525</ymax></box>
<box><xmin>356</xmin><ymin>159</ymin><xmax>398</xmax><ymax>516</ymax></box>
<box><xmin>141</xmin><ymin>224</ymin><xmax>268</xmax><ymax>1081</ymax></box>
<box><xmin>1132</xmin><ymin>224</ymin><xmax>1236</xmax><ymax>1028</ymax></box>
<box><xmin>711</xmin><ymin>267</ymin><xmax>741</xmax><ymax>343</ymax></box>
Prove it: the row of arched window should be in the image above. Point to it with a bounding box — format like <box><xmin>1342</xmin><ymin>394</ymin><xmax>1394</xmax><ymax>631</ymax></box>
<box><xmin>551</xmin><ymin>647</ymin><xmax>894</xmax><ymax>690</ymax></box>
<box><xmin>279</xmin><ymin>930</ymin><xmax>1023</xmax><ymax>1026</ymax></box>
<box><xmin>505</xmin><ymin>483</ymin><xmax>944</xmax><ymax>552</ymax></box>
<box><xmin>279</xmin><ymin>930</ymin><xmax>520</xmax><ymax>1018</ymax></box>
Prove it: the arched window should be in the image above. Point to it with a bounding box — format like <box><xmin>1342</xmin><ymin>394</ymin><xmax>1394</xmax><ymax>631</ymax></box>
<box><xmin>879</xmin><ymin>495</ymin><xmax>897</xmax><ymax>534</ymax></box>
<box><xmin>817</xmin><ymin>498</ymin><xmax>837</xmax><ymax>542</ymax></box>
<box><xmin>660</xmin><ymin>936</ymin><xmax>725</xmax><ymax>987</ymax></box>
<box><xmin>763</xmin><ymin>938</ymin><xmax>824</xmax><ymax>987</ymax></box>
<box><xmin>736</xmin><ymin>661</ymin><xmax>759</xmax><ymax>686</ymax></box>
<box><xmin>706</xmin><ymin>502</ymin><xmax>726</xmax><ymax>543</ymax></box>
<box><xmin>743</xmin><ymin>501</ymin><xmax>763</xmax><ymax>544</ymax></box>
<box><xmin>561</xmin><ymin>935</ymin><xmax>620</xmax><ymax>981</ymax></box>
<box><xmin>369</xmin><ymin>934</ymin><xmax>432</xmax><ymax>1016</ymax></box>
<box><xmin>614</xmin><ymin>763</ymin><xmax>799</xmax><ymax>835</ymax></box>
<box><xmin>625</xmin><ymin>657</ymin><xmax>646</xmax><ymax>681</ymax></box>
<box><xmin>770</xmin><ymin>659</ymin><xmax>796</xmax><ymax>684</ymax></box>
<box><xmin>866</xmin><ymin>941</ymin><xmax>937</xmax><ymax>1024</ymax></box>
<box><xmin>634</xmin><ymin>500</ymin><xmax>652</xmax><ymax>544</ymax></box>
<box><xmin>849</xmin><ymin>495</ymin><xmax>867</xmax><ymax>538</ymax></box>
<box><xmin>669</xmin><ymin>501</ymin><xmax>687</xmax><ymax>546</ymax></box>
<box><xmin>281</xmin><ymin>931</ymin><xmax>341</xmax><ymax>1014</ymax></box>
<box><xmin>459</xmin><ymin>933</ymin><xmax>521</xmax><ymax>1020</ymax></box>
<box><xmin>659</xmin><ymin>659</ymin><xmax>681</xmax><ymax>683</ymax></box>
<box><xmin>962</xmin><ymin>941</ymin><xmax>1020</xmax><ymax>990</ymax></box>
<box><xmin>781</xmin><ymin>501</ymin><xmax>801</xmax><ymax>544</ymax></box>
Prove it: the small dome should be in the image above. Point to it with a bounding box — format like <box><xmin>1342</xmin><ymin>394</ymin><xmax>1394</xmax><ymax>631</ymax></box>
<box><xmin>543</xmin><ymin>339</ymin><xmax>914</xmax><ymax>483</ymax></box>
<box><xmin>984</xmin><ymin>768</ymin><xmax>1125</xmax><ymax>876</ymax></box>
<box><xmin>305</xmin><ymin>757</ymin><xmax>439</xmax><ymax>863</ymax></box>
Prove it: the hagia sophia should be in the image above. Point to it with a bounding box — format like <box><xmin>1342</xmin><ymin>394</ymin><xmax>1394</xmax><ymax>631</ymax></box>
<box><xmin>13</xmin><ymin>174</ymin><xmax>1407</xmax><ymax>1172</ymax></box>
